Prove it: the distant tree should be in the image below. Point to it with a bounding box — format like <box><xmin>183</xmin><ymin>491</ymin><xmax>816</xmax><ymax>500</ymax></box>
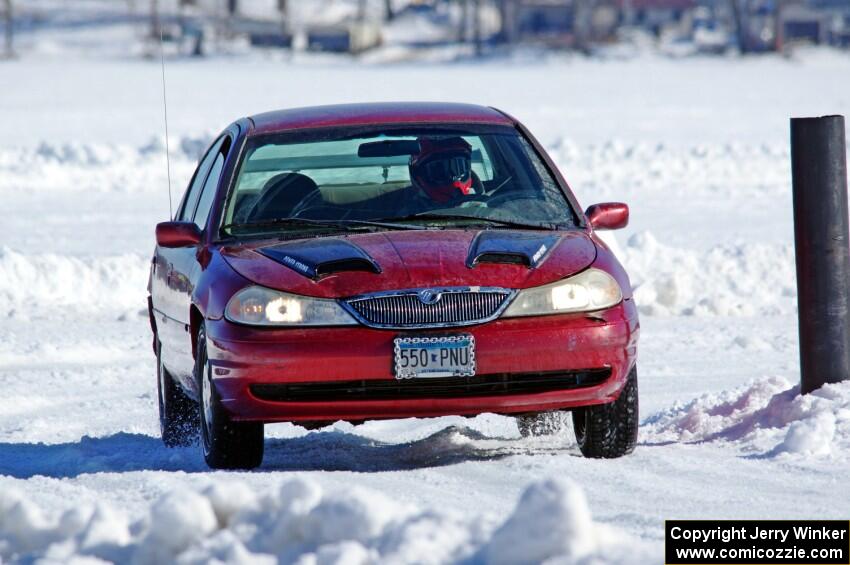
<box><xmin>774</xmin><ymin>0</ymin><xmax>788</xmax><ymax>51</ymax></box>
<box><xmin>384</xmin><ymin>0</ymin><xmax>394</xmax><ymax>22</ymax></box>
<box><xmin>730</xmin><ymin>0</ymin><xmax>748</xmax><ymax>53</ymax></box>
<box><xmin>3</xmin><ymin>0</ymin><xmax>13</xmax><ymax>58</ymax></box>
<box><xmin>149</xmin><ymin>0</ymin><xmax>159</xmax><ymax>40</ymax></box>
<box><xmin>457</xmin><ymin>0</ymin><xmax>468</xmax><ymax>42</ymax></box>
<box><xmin>497</xmin><ymin>0</ymin><xmax>518</xmax><ymax>45</ymax></box>
<box><xmin>573</xmin><ymin>0</ymin><xmax>595</xmax><ymax>52</ymax></box>
<box><xmin>473</xmin><ymin>0</ymin><xmax>482</xmax><ymax>56</ymax></box>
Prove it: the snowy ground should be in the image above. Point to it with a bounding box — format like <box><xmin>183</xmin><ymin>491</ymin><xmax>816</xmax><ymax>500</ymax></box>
<box><xmin>3</xmin><ymin>28</ymin><xmax>850</xmax><ymax>563</ymax></box>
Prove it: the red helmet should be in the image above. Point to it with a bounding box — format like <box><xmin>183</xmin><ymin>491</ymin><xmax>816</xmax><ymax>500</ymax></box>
<box><xmin>409</xmin><ymin>136</ymin><xmax>474</xmax><ymax>203</ymax></box>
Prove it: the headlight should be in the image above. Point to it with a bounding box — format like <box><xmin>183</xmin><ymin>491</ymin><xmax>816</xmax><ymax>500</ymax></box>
<box><xmin>502</xmin><ymin>268</ymin><xmax>622</xmax><ymax>318</ymax></box>
<box><xmin>225</xmin><ymin>286</ymin><xmax>357</xmax><ymax>327</ymax></box>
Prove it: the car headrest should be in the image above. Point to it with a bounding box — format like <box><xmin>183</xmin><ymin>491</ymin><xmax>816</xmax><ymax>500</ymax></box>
<box><xmin>248</xmin><ymin>172</ymin><xmax>319</xmax><ymax>222</ymax></box>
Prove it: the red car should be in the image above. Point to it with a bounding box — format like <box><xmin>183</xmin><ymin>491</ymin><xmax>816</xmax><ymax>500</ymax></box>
<box><xmin>148</xmin><ymin>102</ymin><xmax>639</xmax><ymax>469</ymax></box>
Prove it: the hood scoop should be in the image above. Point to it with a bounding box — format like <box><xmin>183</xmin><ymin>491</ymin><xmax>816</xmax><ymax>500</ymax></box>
<box><xmin>467</xmin><ymin>231</ymin><xmax>562</xmax><ymax>269</ymax></box>
<box><xmin>257</xmin><ymin>238</ymin><xmax>381</xmax><ymax>280</ymax></box>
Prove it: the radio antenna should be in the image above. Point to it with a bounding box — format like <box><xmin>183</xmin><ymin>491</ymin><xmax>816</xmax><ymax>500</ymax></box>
<box><xmin>159</xmin><ymin>24</ymin><xmax>174</xmax><ymax>219</ymax></box>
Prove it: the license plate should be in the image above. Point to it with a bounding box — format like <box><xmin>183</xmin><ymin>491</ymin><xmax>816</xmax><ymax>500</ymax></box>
<box><xmin>393</xmin><ymin>335</ymin><xmax>476</xmax><ymax>379</ymax></box>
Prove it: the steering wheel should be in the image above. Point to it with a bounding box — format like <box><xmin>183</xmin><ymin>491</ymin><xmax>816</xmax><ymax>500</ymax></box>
<box><xmin>470</xmin><ymin>171</ymin><xmax>486</xmax><ymax>194</ymax></box>
<box><xmin>456</xmin><ymin>176</ymin><xmax>519</xmax><ymax>208</ymax></box>
<box><xmin>485</xmin><ymin>175</ymin><xmax>512</xmax><ymax>198</ymax></box>
<box><xmin>289</xmin><ymin>190</ymin><xmax>326</xmax><ymax>218</ymax></box>
<box><xmin>481</xmin><ymin>190</ymin><xmax>528</xmax><ymax>208</ymax></box>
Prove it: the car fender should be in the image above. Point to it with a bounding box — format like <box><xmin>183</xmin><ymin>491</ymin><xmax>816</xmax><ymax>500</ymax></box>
<box><xmin>191</xmin><ymin>250</ymin><xmax>253</xmax><ymax>325</ymax></box>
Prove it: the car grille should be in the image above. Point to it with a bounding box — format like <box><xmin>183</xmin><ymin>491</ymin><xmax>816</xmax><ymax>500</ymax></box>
<box><xmin>344</xmin><ymin>288</ymin><xmax>513</xmax><ymax>329</ymax></box>
<box><xmin>250</xmin><ymin>369</ymin><xmax>611</xmax><ymax>403</ymax></box>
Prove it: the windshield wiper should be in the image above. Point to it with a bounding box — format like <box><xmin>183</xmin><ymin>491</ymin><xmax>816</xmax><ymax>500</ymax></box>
<box><xmin>222</xmin><ymin>217</ymin><xmax>426</xmax><ymax>234</ymax></box>
<box><xmin>372</xmin><ymin>212</ymin><xmax>558</xmax><ymax>231</ymax></box>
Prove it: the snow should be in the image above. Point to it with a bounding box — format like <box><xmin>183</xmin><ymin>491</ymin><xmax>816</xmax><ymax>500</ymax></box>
<box><xmin>0</xmin><ymin>477</ymin><xmax>654</xmax><ymax>564</ymax></box>
<box><xmin>644</xmin><ymin>376</ymin><xmax>850</xmax><ymax>458</ymax></box>
<box><xmin>484</xmin><ymin>479</ymin><xmax>596</xmax><ymax>564</ymax></box>
<box><xmin>623</xmin><ymin>234</ymin><xmax>797</xmax><ymax>317</ymax></box>
<box><xmin>0</xmin><ymin>248</ymin><xmax>149</xmax><ymax>317</ymax></box>
<box><xmin>3</xmin><ymin>15</ymin><xmax>850</xmax><ymax>564</ymax></box>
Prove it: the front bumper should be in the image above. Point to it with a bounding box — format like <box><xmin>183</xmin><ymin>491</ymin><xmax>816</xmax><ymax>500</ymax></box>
<box><xmin>205</xmin><ymin>299</ymin><xmax>639</xmax><ymax>423</ymax></box>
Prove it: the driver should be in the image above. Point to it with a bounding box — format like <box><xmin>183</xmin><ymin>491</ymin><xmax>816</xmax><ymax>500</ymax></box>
<box><xmin>408</xmin><ymin>136</ymin><xmax>476</xmax><ymax>204</ymax></box>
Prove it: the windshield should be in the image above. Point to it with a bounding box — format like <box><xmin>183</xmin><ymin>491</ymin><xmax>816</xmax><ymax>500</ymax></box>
<box><xmin>222</xmin><ymin>125</ymin><xmax>577</xmax><ymax>235</ymax></box>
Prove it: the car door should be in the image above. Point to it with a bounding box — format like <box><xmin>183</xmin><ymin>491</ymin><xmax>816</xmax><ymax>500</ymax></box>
<box><xmin>153</xmin><ymin>134</ymin><xmax>230</xmax><ymax>390</ymax></box>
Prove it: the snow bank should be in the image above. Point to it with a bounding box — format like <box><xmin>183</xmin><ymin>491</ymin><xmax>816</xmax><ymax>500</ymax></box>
<box><xmin>0</xmin><ymin>477</ymin><xmax>654</xmax><ymax>564</ymax></box>
<box><xmin>0</xmin><ymin>136</ymin><xmax>206</xmax><ymax>194</ymax></box>
<box><xmin>0</xmin><ymin>247</ymin><xmax>149</xmax><ymax>317</ymax></box>
<box><xmin>1</xmin><ymin>138</ymin><xmax>798</xmax><ymax>198</ymax></box>
<box><xmin>621</xmin><ymin>232</ymin><xmax>796</xmax><ymax>316</ymax></box>
<box><xmin>552</xmin><ymin>139</ymin><xmax>795</xmax><ymax>200</ymax></box>
<box><xmin>643</xmin><ymin>376</ymin><xmax>850</xmax><ymax>457</ymax></box>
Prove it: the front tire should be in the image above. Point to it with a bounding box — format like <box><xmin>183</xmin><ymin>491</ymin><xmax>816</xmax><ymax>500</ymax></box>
<box><xmin>572</xmin><ymin>366</ymin><xmax>639</xmax><ymax>458</ymax></box>
<box><xmin>196</xmin><ymin>325</ymin><xmax>264</xmax><ymax>470</ymax></box>
<box><xmin>157</xmin><ymin>339</ymin><xmax>198</xmax><ymax>447</ymax></box>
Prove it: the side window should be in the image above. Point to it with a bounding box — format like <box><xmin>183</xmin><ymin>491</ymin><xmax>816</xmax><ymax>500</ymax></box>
<box><xmin>192</xmin><ymin>138</ymin><xmax>231</xmax><ymax>229</ymax></box>
<box><xmin>177</xmin><ymin>136</ymin><xmax>225</xmax><ymax>222</ymax></box>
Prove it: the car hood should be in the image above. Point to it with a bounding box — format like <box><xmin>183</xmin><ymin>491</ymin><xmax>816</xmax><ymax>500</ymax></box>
<box><xmin>220</xmin><ymin>229</ymin><xmax>597</xmax><ymax>299</ymax></box>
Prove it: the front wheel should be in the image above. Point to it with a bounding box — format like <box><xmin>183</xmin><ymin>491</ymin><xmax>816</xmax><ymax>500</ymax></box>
<box><xmin>196</xmin><ymin>325</ymin><xmax>264</xmax><ymax>470</ymax></box>
<box><xmin>572</xmin><ymin>366</ymin><xmax>639</xmax><ymax>458</ymax></box>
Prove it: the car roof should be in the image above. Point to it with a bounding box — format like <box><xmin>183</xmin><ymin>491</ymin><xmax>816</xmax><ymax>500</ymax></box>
<box><xmin>248</xmin><ymin>102</ymin><xmax>515</xmax><ymax>135</ymax></box>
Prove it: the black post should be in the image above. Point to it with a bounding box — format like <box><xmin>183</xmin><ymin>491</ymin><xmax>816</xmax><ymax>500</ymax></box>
<box><xmin>791</xmin><ymin>115</ymin><xmax>850</xmax><ymax>394</ymax></box>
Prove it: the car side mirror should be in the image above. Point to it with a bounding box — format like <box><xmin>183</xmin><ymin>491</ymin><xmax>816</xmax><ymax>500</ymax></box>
<box><xmin>585</xmin><ymin>202</ymin><xmax>629</xmax><ymax>231</ymax></box>
<box><xmin>156</xmin><ymin>221</ymin><xmax>202</xmax><ymax>248</ymax></box>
